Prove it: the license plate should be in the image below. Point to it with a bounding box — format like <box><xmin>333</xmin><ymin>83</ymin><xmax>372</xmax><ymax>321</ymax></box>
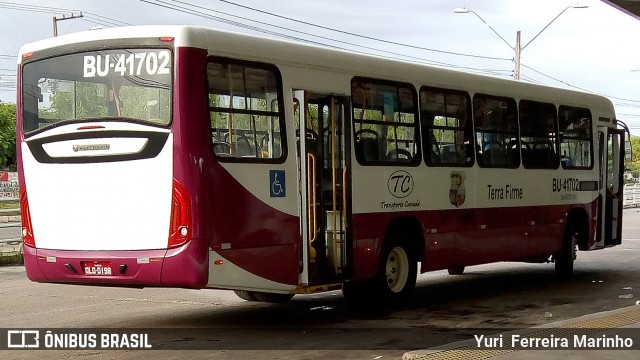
<box><xmin>81</xmin><ymin>261</ymin><xmax>113</xmax><ymax>276</ymax></box>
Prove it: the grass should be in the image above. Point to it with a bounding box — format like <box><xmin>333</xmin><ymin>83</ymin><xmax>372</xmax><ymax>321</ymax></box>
<box><xmin>0</xmin><ymin>200</ymin><xmax>19</xmax><ymax>210</ymax></box>
<box><xmin>0</xmin><ymin>253</ymin><xmax>23</xmax><ymax>266</ymax></box>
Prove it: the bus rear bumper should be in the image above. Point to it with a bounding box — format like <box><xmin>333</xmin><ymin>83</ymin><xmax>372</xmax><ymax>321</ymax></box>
<box><xmin>22</xmin><ymin>239</ymin><xmax>209</xmax><ymax>288</ymax></box>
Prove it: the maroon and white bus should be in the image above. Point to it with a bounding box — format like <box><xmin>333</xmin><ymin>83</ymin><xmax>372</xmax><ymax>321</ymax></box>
<box><xmin>17</xmin><ymin>25</ymin><xmax>628</xmax><ymax>304</ymax></box>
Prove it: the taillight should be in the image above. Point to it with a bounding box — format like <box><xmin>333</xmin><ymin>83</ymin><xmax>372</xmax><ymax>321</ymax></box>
<box><xmin>20</xmin><ymin>187</ymin><xmax>35</xmax><ymax>247</ymax></box>
<box><xmin>168</xmin><ymin>179</ymin><xmax>192</xmax><ymax>248</ymax></box>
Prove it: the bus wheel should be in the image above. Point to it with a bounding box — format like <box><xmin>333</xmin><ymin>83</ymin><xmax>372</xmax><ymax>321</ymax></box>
<box><xmin>555</xmin><ymin>229</ymin><xmax>577</xmax><ymax>277</ymax></box>
<box><xmin>376</xmin><ymin>238</ymin><xmax>417</xmax><ymax>304</ymax></box>
<box><xmin>234</xmin><ymin>290</ymin><xmax>259</xmax><ymax>301</ymax></box>
<box><xmin>253</xmin><ymin>292</ymin><xmax>294</xmax><ymax>303</ymax></box>
<box><xmin>447</xmin><ymin>266</ymin><xmax>465</xmax><ymax>275</ymax></box>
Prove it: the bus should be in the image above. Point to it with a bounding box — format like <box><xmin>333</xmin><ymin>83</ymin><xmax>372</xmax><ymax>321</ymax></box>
<box><xmin>17</xmin><ymin>25</ymin><xmax>628</xmax><ymax>304</ymax></box>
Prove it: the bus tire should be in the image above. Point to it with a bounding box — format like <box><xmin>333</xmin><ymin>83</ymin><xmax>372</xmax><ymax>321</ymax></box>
<box><xmin>234</xmin><ymin>290</ymin><xmax>259</xmax><ymax>301</ymax></box>
<box><xmin>375</xmin><ymin>237</ymin><xmax>417</xmax><ymax>304</ymax></box>
<box><xmin>555</xmin><ymin>228</ymin><xmax>577</xmax><ymax>278</ymax></box>
<box><xmin>447</xmin><ymin>266</ymin><xmax>465</xmax><ymax>275</ymax></box>
<box><xmin>252</xmin><ymin>292</ymin><xmax>294</xmax><ymax>303</ymax></box>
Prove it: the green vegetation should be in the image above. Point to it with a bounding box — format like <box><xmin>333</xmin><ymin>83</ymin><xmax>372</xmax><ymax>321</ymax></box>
<box><xmin>628</xmin><ymin>136</ymin><xmax>640</xmax><ymax>175</ymax></box>
<box><xmin>0</xmin><ymin>253</ymin><xmax>23</xmax><ymax>266</ymax></box>
<box><xmin>0</xmin><ymin>200</ymin><xmax>19</xmax><ymax>210</ymax></box>
<box><xmin>0</xmin><ymin>102</ymin><xmax>16</xmax><ymax>168</ymax></box>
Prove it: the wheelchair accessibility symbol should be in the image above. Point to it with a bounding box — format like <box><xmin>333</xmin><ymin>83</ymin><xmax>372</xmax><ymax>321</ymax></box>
<box><xmin>270</xmin><ymin>170</ymin><xmax>286</xmax><ymax>198</ymax></box>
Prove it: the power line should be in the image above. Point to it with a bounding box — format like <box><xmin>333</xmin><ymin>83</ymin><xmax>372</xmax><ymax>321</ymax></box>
<box><xmin>521</xmin><ymin>63</ymin><xmax>640</xmax><ymax>104</ymax></box>
<box><xmin>519</xmin><ymin>75</ymin><xmax>544</xmax><ymax>85</ymax></box>
<box><xmin>140</xmin><ymin>0</ymin><xmax>640</xmax><ymax>104</ymax></box>
<box><xmin>84</xmin><ymin>12</ymin><xmax>131</xmax><ymax>27</ymax></box>
<box><xmin>2</xmin><ymin>1</ymin><xmax>638</xmax><ymax>112</ymax></box>
<box><xmin>0</xmin><ymin>1</ymin><xmax>78</xmax><ymax>14</ymax></box>
<box><xmin>140</xmin><ymin>0</ymin><xmax>462</xmax><ymax>69</ymax></box>
<box><xmin>0</xmin><ymin>1</ymin><xmax>131</xmax><ymax>28</ymax></box>
<box><xmin>139</xmin><ymin>0</ymin><xmax>514</xmax><ymax>78</ymax></box>
<box><xmin>162</xmin><ymin>0</ymin><xmax>512</xmax><ymax>62</ymax></box>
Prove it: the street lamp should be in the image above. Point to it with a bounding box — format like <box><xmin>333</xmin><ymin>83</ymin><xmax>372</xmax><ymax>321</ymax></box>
<box><xmin>454</xmin><ymin>5</ymin><xmax>588</xmax><ymax>80</ymax></box>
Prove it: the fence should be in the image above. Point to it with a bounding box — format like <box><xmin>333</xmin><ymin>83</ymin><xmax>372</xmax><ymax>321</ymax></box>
<box><xmin>0</xmin><ymin>223</ymin><xmax>21</xmax><ymax>259</ymax></box>
<box><xmin>624</xmin><ymin>184</ymin><xmax>640</xmax><ymax>208</ymax></box>
<box><xmin>0</xmin><ymin>171</ymin><xmax>19</xmax><ymax>202</ymax></box>
<box><xmin>0</xmin><ymin>237</ymin><xmax>21</xmax><ymax>245</ymax></box>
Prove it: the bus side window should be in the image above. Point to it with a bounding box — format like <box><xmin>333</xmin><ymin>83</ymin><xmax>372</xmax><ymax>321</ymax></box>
<box><xmin>207</xmin><ymin>58</ymin><xmax>286</xmax><ymax>162</ymax></box>
<box><xmin>351</xmin><ymin>78</ymin><xmax>420</xmax><ymax>166</ymax></box>
<box><xmin>420</xmin><ymin>87</ymin><xmax>474</xmax><ymax>167</ymax></box>
<box><xmin>473</xmin><ymin>94</ymin><xmax>519</xmax><ymax>168</ymax></box>
<box><xmin>558</xmin><ymin>106</ymin><xmax>592</xmax><ymax>169</ymax></box>
<box><xmin>519</xmin><ymin>100</ymin><xmax>559</xmax><ymax>169</ymax></box>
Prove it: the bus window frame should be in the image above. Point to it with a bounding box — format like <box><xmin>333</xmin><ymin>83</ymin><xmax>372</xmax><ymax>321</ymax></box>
<box><xmin>518</xmin><ymin>99</ymin><xmax>560</xmax><ymax>170</ymax></box>
<box><xmin>350</xmin><ymin>76</ymin><xmax>421</xmax><ymax>167</ymax></box>
<box><xmin>206</xmin><ymin>56</ymin><xmax>287</xmax><ymax>164</ymax></box>
<box><xmin>558</xmin><ymin>105</ymin><xmax>594</xmax><ymax>170</ymax></box>
<box><xmin>20</xmin><ymin>45</ymin><xmax>175</xmax><ymax>138</ymax></box>
<box><xmin>472</xmin><ymin>93</ymin><xmax>520</xmax><ymax>169</ymax></box>
<box><xmin>419</xmin><ymin>86</ymin><xmax>474</xmax><ymax>168</ymax></box>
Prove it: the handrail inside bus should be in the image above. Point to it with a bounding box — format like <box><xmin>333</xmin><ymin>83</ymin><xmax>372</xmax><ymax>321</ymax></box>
<box><xmin>307</xmin><ymin>153</ymin><xmax>317</xmax><ymax>255</ymax></box>
<box><xmin>331</xmin><ymin>99</ymin><xmax>339</xmax><ymax>241</ymax></box>
<box><xmin>343</xmin><ymin>167</ymin><xmax>348</xmax><ymax>228</ymax></box>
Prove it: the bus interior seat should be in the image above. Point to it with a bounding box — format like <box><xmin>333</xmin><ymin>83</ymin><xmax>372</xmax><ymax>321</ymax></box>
<box><xmin>441</xmin><ymin>146</ymin><xmax>456</xmax><ymax>163</ymax></box>
<box><xmin>355</xmin><ymin>129</ymin><xmax>380</xmax><ymax>162</ymax></box>
<box><xmin>386</xmin><ymin>148</ymin><xmax>412</xmax><ymax>161</ymax></box>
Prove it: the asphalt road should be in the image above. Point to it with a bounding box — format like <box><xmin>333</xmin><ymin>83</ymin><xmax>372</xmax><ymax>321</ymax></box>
<box><xmin>1</xmin><ymin>210</ymin><xmax>640</xmax><ymax>359</ymax></box>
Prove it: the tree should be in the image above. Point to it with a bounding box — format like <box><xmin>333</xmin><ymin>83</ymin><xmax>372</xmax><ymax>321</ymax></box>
<box><xmin>627</xmin><ymin>136</ymin><xmax>640</xmax><ymax>173</ymax></box>
<box><xmin>0</xmin><ymin>102</ymin><xmax>16</xmax><ymax>169</ymax></box>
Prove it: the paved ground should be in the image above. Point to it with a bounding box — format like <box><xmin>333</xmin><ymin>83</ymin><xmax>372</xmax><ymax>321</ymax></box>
<box><xmin>5</xmin><ymin>209</ymin><xmax>640</xmax><ymax>360</ymax></box>
<box><xmin>404</xmin><ymin>304</ymin><xmax>640</xmax><ymax>360</ymax></box>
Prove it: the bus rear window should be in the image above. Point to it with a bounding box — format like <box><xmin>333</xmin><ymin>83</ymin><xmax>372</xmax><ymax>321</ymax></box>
<box><xmin>22</xmin><ymin>49</ymin><xmax>172</xmax><ymax>134</ymax></box>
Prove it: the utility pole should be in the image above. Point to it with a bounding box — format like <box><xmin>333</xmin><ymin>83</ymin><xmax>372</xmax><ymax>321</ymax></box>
<box><xmin>53</xmin><ymin>12</ymin><xmax>84</xmax><ymax>37</ymax></box>
<box><xmin>514</xmin><ymin>31</ymin><xmax>521</xmax><ymax>80</ymax></box>
<box><xmin>455</xmin><ymin>5</ymin><xmax>587</xmax><ymax>81</ymax></box>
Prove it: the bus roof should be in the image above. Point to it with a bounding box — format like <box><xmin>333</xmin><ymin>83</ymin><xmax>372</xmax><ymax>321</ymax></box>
<box><xmin>18</xmin><ymin>25</ymin><xmax>615</xmax><ymax>114</ymax></box>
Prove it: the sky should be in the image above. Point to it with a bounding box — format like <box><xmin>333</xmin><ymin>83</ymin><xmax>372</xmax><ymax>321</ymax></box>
<box><xmin>1</xmin><ymin>0</ymin><xmax>639</xmax><ymax>132</ymax></box>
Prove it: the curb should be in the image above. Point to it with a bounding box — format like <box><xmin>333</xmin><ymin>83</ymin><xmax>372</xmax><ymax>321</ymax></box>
<box><xmin>0</xmin><ymin>222</ymin><xmax>23</xmax><ymax>266</ymax></box>
<box><xmin>0</xmin><ymin>222</ymin><xmax>20</xmax><ymax>228</ymax></box>
<box><xmin>403</xmin><ymin>304</ymin><xmax>640</xmax><ymax>360</ymax></box>
<box><xmin>0</xmin><ymin>216</ymin><xmax>20</xmax><ymax>223</ymax></box>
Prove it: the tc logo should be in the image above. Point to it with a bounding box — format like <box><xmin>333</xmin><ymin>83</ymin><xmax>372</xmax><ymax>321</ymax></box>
<box><xmin>387</xmin><ymin>171</ymin><xmax>414</xmax><ymax>198</ymax></box>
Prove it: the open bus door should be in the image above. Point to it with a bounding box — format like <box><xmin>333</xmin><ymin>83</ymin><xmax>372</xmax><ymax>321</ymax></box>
<box><xmin>598</xmin><ymin>126</ymin><xmax>625</xmax><ymax>247</ymax></box>
<box><xmin>295</xmin><ymin>91</ymin><xmax>351</xmax><ymax>286</ymax></box>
